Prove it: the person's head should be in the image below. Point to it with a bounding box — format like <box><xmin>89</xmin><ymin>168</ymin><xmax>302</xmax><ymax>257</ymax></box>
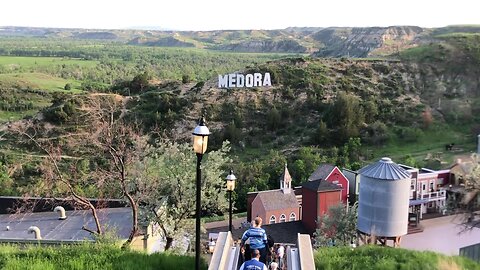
<box><xmin>254</xmin><ymin>217</ymin><xmax>262</xmax><ymax>227</ymax></box>
<box><xmin>251</xmin><ymin>249</ymin><xmax>260</xmax><ymax>259</ymax></box>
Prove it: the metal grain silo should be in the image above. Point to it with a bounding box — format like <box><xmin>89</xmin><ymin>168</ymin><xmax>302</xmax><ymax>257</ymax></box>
<box><xmin>357</xmin><ymin>157</ymin><xmax>411</xmax><ymax>244</ymax></box>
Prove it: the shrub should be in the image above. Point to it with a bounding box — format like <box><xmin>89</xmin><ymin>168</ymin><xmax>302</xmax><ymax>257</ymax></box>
<box><xmin>64</xmin><ymin>83</ymin><xmax>72</xmax><ymax>90</ymax></box>
<box><xmin>182</xmin><ymin>74</ymin><xmax>191</xmax><ymax>84</ymax></box>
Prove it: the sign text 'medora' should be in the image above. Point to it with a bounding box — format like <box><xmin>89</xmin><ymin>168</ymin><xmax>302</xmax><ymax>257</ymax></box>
<box><xmin>218</xmin><ymin>72</ymin><xmax>272</xmax><ymax>88</ymax></box>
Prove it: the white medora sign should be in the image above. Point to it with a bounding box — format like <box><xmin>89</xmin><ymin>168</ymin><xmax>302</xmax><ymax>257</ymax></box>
<box><xmin>218</xmin><ymin>72</ymin><xmax>272</xmax><ymax>88</ymax></box>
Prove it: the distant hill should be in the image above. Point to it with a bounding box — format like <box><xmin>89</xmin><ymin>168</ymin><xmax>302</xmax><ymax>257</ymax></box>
<box><xmin>311</xmin><ymin>26</ymin><xmax>426</xmax><ymax>57</ymax></box>
<box><xmin>0</xmin><ymin>25</ymin><xmax>479</xmax><ymax>57</ymax></box>
<box><xmin>74</xmin><ymin>32</ymin><xmax>119</xmax><ymax>40</ymax></box>
<box><xmin>213</xmin><ymin>39</ymin><xmax>308</xmax><ymax>53</ymax></box>
<box><xmin>127</xmin><ymin>36</ymin><xmax>195</xmax><ymax>47</ymax></box>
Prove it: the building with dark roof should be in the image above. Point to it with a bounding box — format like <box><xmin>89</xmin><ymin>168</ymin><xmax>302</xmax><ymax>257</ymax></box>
<box><xmin>0</xmin><ymin>202</ymin><xmax>164</xmax><ymax>253</ymax></box>
<box><xmin>301</xmin><ymin>180</ymin><xmax>342</xmax><ymax>233</ymax></box>
<box><xmin>247</xmin><ymin>164</ymin><xmax>343</xmax><ymax>235</ymax></box>
<box><xmin>248</xmin><ymin>165</ymin><xmax>300</xmax><ymax>225</ymax></box>
<box><xmin>0</xmin><ymin>207</ymin><xmax>132</xmax><ymax>241</ymax></box>
<box><xmin>308</xmin><ymin>164</ymin><xmax>349</xmax><ymax>204</ymax></box>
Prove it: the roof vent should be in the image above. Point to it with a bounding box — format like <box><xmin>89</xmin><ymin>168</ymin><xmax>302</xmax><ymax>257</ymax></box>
<box><xmin>28</xmin><ymin>226</ymin><xmax>42</xmax><ymax>240</ymax></box>
<box><xmin>54</xmin><ymin>206</ymin><xmax>67</xmax><ymax>220</ymax></box>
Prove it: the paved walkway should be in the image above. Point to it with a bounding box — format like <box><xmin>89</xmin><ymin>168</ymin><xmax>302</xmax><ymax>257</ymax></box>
<box><xmin>402</xmin><ymin>215</ymin><xmax>480</xmax><ymax>255</ymax></box>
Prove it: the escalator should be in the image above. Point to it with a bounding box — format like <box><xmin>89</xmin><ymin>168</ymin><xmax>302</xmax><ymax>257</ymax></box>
<box><xmin>209</xmin><ymin>232</ymin><xmax>314</xmax><ymax>270</ymax></box>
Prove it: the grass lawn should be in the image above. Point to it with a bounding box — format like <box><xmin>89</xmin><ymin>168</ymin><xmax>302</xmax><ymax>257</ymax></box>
<box><xmin>0</xmin><ymin>56</ymin><xmax>98</xmax><ymax>70</ymax></box>
<box><xmin>0</xmin><ymin>244</ymin><xmax>207</xmax><ymax>270</ymax></box>
<box><xmin>0</xmin><ymin>73</ymin><xmax>83</xmax><ymax>92</ymax></box>
<box><xmin>314</xmin><ymin>246</ymin><xmax>480</xmax><ymax>270</ymax></box>
<box><xmin>367</xmin><ymin>124</ymin><xmax>476</xmax><ymax>168</ymax></box>
<box><xmin>0</xmin><ymin>109</ymin><xmax>45</xmax><ymax>123</ymax></box>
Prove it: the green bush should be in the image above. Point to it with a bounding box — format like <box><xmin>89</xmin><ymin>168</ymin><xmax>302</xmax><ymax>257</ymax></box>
<box><xmin>0</xmin><ymin>244</ymin><xmax>206</xmax><ymax>270</ymax></box>
<box><xmin>314</xmin><ymin>246</ymin><xmax>479</xmax><ymax>270</ymax></box>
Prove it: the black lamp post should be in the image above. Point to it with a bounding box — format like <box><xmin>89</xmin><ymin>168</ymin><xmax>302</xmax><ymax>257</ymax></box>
<box><xmin>192</xmin><ymin>117</ymin><xmax>210</xmax><ymax>270</ymax></box>
<box><xmin>226</xmin><ymin>170</ymin><xmax>236</xmax><ymax>232</ymax></box>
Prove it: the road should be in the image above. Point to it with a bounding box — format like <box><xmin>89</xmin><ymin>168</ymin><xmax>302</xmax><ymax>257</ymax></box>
<box><xmin>402</xmin><ymin>215</ymin><xmax>480</xmax><ymax>255</ymax></box>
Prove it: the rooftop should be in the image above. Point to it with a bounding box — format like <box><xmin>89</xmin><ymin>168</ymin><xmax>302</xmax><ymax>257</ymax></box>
<box><xmin>302</xmin><ymin>179</ymin><xmax>342</xmax><ymax>192</ymax></box>
<box><xmin>359</xmin><ymin>157</ymin><xmax>411</xmax><ymax>180</ymax></box>
<box><xmin>308</xmin><ymin>164</ymin><xmax>335</xmax><ymax>181</ymax></box>
<box><xmin>0</xmin><ymin>208</ymin><xmax>132</xmax><ymax>241</ymax></box>
<box><xmin>254</xmin><ymin>190</ymin><xmax>299</xmax><ymax>211</ymax></box>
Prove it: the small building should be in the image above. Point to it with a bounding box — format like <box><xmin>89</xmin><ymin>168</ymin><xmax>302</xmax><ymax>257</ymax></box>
<box><xmin>301</xmin><ymin>180</ymin><xmax>342</xmax><ymax>234</ymax></box>
<box><xmin>247</xmin><ymin>164</ymin><xmax>343</xmax><ymax>236</ymax></box>
<box><xmin>247</xmin><ymin>165</ymin><xmax>301</xmax><ymax>224</ymax></box>
<box><xmin>399</xmin><ymin>164</ymin><xmax>450</xmax><ymax>218</ymax></box>
<box><xmin>0</xmin><ymin>207</ymin><xmax>163</xmax><ymax>253</ymax></box>
<box><xmin>342</xmin><ymin>168</ymin><xmax>360</xmax><ymax>204</ymax></box>
<box><xmin>308</xmin><ymin>164</ymin><xmax>349</xmax><ymax>204</ymax></box>
<box><xmin>449</xmin><ymin>159</ymin><xmax>475</xmax><ymax>186</ymax></box>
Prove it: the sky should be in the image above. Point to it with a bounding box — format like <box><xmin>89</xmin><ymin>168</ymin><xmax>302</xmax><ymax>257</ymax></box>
<box><xmin>1</xmin><ymin>0</ymin><xmax>479</xmax><ymax>31</ymax></box>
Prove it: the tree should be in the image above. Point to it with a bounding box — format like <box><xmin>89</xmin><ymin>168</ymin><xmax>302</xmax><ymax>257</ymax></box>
<box><xmin>291</xmin><ymin>147</ymin><xmax>325</xmax><ymax>184</ymax></box>
<box><xmin>8</xmin><ymin>120</ymin><xmax>104</xmax><ymax>235</ymax></box>
<box><xmin>64</xmin><ymin>83</ymin><xmax>72</xmax><ymax>90</ymax></box>
<box><xmin>0</xmin><ymin>162</ymin><xmax>13</xmax><ymax>195</ymax></box>
<box><xmin>8</xmin><ymin>96</ymin><xmax>144</xmax><ymax>241</ymax></box>
<box><xmin>136</xmin><ymin>141</ymin><xmax>232</xmax><ymax>250</ymax></box>
<box><xmin>314</xmin><ymin>203</ymin><xmax>358</xmax><ymax>248</ymax></box>
<box><xmin>223</xmin><ymin>121</ymin><xmax>242</xmax><ymax>144</ymax></box>
<box><xmin>330</xmin><ymin>92</ymin><xmax>364</xmax><ymax>144</ymax></box>
<box><xmin>363</xmin><ymin>100</ymin><xmax>378</xmax><ymax>124</ymax></box>
<box><xmin>267</xmin><ymin>107</ymin><xmax>281</xmax><ymax>131</ymax></box>
<box><xmin>89</xmin><ymin>120</ymin><xmax>148</xmax><ymax>245</ymax></box>
<box><xmin>130</xmin><ymin>72</ymin><xmax>150</xmax><ymax>94</ymax></box>
<box><xmin>448</xmin><ymin>154</ymin><xmax>480</xmax><ymax>230</ymax></box>
<box><xmin>311</xmin><ymin>120</ymin><xmax>329</xmax><ymax>145</ymax></box>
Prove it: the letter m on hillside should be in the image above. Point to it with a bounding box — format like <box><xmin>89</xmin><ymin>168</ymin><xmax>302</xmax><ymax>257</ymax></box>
<box><xmin>218</xmin><ymin>75</ymin><xmax>228</xmax><ymax>88</ymax></box>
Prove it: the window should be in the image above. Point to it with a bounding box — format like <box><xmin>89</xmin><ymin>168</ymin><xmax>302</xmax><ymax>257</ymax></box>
<box><xmin>410</xmin><ymin>180</ymin><xmax>415</xmax><ymax>191</ymax></box>
<box><xmin>280</xmin><ymin>214</ymin><xmax>286</xmax><ymax>223</ymax></box>
<box><xmin>289</xmin><ymin>212</ymin><xmax>296</xmax><ymax>221</ymax></box>
<box><xmin>269</xmin><ymin>215</ymin><xmax>276</xmax><ymax>224</ymax></box>
<box><xmin>430</xmin><ymin>181</ymin><xmax>434</xmax><ymax>192</ymax></box>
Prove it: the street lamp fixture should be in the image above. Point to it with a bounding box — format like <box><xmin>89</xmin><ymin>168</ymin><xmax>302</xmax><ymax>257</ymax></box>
<box><xmin>226</xmin><ymin>170</ymin><xmax>236</xmax><ymax>232</ymax></box>
<box><xmin>192</xmin><ymin>117</ymin><xmax>210</xmax><ymax>270</ymax></box>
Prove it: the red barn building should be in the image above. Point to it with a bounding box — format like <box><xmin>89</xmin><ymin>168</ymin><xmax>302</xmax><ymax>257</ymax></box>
<box><xmin>301</xmin><ymin>180</ymin><xmax>342</xmax><ymax>233</ymax></box>
<box><xmin>308</xmin><ymin>164</ymin><xmax>349</xmax><ymax>204</ymax></box>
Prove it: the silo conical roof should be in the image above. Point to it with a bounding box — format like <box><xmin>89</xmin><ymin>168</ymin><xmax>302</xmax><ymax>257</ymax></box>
<box><xmin>358</xmin><ymin>157</ymin><xmax>410</xmax><ymax>180</ymax></box>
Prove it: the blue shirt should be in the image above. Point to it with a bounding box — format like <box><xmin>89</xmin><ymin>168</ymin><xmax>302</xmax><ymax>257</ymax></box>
<box><xmin>241</xmin><ymin>227</ymin><xmax>267</xmax><ymax>249</ymax></box>
<box><xmin>239</xmin><ymin>258</ymin><xmax>268</xmax><ymax>270</ymax></box>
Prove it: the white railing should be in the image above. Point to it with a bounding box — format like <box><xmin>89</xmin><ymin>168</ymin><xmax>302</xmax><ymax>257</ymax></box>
<box><xmin>417</xmin><ymin>190</ymin><xmax>446</xmax><ymax>201</ymax></box>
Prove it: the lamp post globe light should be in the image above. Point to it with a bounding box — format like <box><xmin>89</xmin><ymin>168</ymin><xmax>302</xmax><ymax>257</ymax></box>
<box><xmin>192</xmin><ymin>117</ymin><xmax>210</xmax><ymax>270</ymax></box>
<box><xmin>226</xmin><ymin>170</ymin><xmax>236</xmax><ymax>232</ymax></box>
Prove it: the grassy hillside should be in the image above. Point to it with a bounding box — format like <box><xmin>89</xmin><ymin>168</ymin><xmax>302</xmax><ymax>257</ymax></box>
<box><xmin>1</xmin><ymin>32</ymin><xmax>479</xmax><ymax>211</ymax></box>
<box><xmin>314</xmin><ymin>246</ymin><xmax>480</xmax><ymax>270</ymax></box>
<box><xmin>0</xmin><ymin>244</ymin><xmax>206</xmax><ymax>270</ymax></box>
